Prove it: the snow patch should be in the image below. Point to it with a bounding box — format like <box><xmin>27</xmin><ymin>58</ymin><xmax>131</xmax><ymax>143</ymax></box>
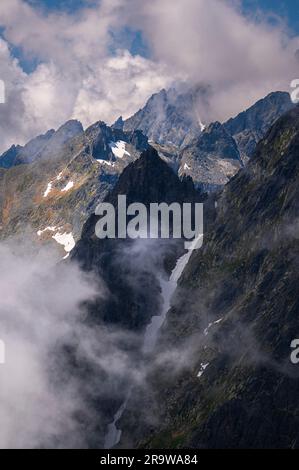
<box><xmin>143</xmin><ymin>234</ymin><xmax>203</xmax><ymax>354</ymax></box>
<box><xmin>61</xmin><ymin>181</ymin><xmax>74</xmax><ymax>192</ymax></box>
<box><xmin>109</xmin><ymin>141</ymin><xmax>130</xmax><ymax>159</ymax></box>
<box><xmin>37</xmin><ymin>226</ymin><xmax>57</xmax><ymax>237</ymax></box>
<box><xmin>197</xmin><ymin>363</ymin><xmax>209</xmax><ymax>378</ymax></box>
<box><xmin>198</xmin><ymin>117</ymin><xmax>206</xmax><ymax>132</ymax></box>
<box><xmin>108</xmin><ymin>234</ymin><xmax>204</xmax><ymax>449</ymax></box>
<box><xmin>184</xmin><ymin>163</ymin><xmax>191</xmax><ymax>171</ymax></box>
<box><xmin>52</xmin><ymin>232</ymin><xmax>75</xmax><ymax>253</ymax></box>
<box><xmin>43</xmin><ymin>182</ymin><xmax>53</xmax><ymax>198</ymax></box>
<box><xmin>104</xmin><ymin>398</ymin><xmax>129</xmax><ymax>449</ymax></box>
<box><xmin>204</xmin><ymin>318</ymin><xmax>223</xmax><ymax>336</ymax></box>
<box><xmin>96</xmin><ymin>159</ymin><xmax>115</xmax><ymax>167</ymax></box>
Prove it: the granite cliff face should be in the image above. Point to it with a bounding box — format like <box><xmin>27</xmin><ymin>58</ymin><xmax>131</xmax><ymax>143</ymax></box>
<box><xmin>118</xmin><ymin>106</ymin><xmax>299</xmax><ymax>449</ymax></box>
<box><xmin>179</xmin><ymin>91</ymin><xmax>294</xmax><ymax>190</ymax></box>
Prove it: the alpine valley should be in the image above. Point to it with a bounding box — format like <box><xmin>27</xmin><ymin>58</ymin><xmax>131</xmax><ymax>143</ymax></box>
<box><xmin>0</xmin><ymin>84</ymin><xmax>298</xmax><ymax>449</ymax></box>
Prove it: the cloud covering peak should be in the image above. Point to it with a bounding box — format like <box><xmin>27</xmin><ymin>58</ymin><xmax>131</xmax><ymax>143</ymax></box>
<box><xmin>0</xmin><ymin>0</ymin><xmax>298</xmax><ymax>152</ymax></box>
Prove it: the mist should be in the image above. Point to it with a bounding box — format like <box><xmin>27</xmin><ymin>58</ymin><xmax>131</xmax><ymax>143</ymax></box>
<box><xmin>0</xmin><ymin>240</ymin><xmax>100</xmax><ymax>447</ymax></box>
<box><xmin>0</xmin><ymin>236</ymin><xmax>183</xmax><ymax>448</ymax></box>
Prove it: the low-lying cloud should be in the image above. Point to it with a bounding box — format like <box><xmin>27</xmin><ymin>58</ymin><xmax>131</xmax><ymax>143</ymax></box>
<box><xmin>0</xmin><ymin>236</ymin><xmax>192</xmax><ymax>448</ymax></box>
<box><xmin>0</xmin><ymin>240</ymin><xmax>102</xmax><ymax>448</ymax></box>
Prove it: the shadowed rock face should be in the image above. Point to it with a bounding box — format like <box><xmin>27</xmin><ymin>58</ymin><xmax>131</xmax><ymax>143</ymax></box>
<box><xmin>178</xmin><ymin>91</ymin><xmax>295</xmax><ymax>191</ymax></box>
<box><xmin>67</xmin><ymin>147</ymin><xmax>205</xmax><ymax>448</ymax></box>
<box><xmin>0</xmin><ymin>144</ymin><xmax>22</xmax><ymax>168</ymax></box>
<box><xmin>118</xmin><ymin>106</ymin><xmax>299</xmax><ymax>449</ymax></box>
<box><xmin>72</xmin><ymin>146</ymin><xmax>206</xmax><ymax>331</ymax></box>
<box><xmin>179</xmin><ymin>121</ymin><xmax>243</xmax><ymax>191</ymax></box>
<box><xmin>224</xmin><ymin>91</ymin><xmax>295</xmax><ymax>160</ymax></box>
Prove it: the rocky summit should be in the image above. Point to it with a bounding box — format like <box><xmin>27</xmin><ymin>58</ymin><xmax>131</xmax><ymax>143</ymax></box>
<box><xmin>117</xmin><ymin>105</ymin><xmax>299</xmax><ymax>449</ymax></box>
<box><xmin>120</xmin><ymin>86</ymin><xmax>294</xmax><ymax>191</ymax></box>
<box><xmin>0</xmin><ymin>85</ymin><xmax>298</xmax><ymax>450</ymax></box>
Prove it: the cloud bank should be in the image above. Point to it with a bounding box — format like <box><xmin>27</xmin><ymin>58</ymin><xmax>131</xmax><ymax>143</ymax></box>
<box><xmin>0</xmin><ymin>241</ymin><xmax>101</xmax><ymax>448</ymax></box>
<box><xmin>0</xmin><ymin>237</ymin><xmax>190</xmax><ymax>448</ymax></box>
<box><xmin>0</xmin><ymin>0</ymin><xmax>298</xmax><ymax>151</ymax></box>
<box><xmin>0</xmin><ymin>0</ymin><xmax>172</xmax><ymax>152</ymax></box>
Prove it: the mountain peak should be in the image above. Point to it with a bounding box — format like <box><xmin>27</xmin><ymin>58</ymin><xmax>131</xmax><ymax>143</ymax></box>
<box><xmin>105</xmin><ymin>146</ymin><xmax>197</xmax><ymax>206</ymax></box>
<box><xmin>122</xmin><ymin>86</ymin><xmax>204</xmax><ymax>146</ymax></box>
<box><xmin>112</xmin><ymin>116</ymin><xmax>124</xmax><ymax>130</ymax></box>
<box><xmin>131</xmin><ymin>103</ymin><xmax>299</xmax><ymax>451</ymax></box>
<box><xmin>57</xmin><ymin>119</ymin><xmax>83</xmax><ymax>133</ymax></box>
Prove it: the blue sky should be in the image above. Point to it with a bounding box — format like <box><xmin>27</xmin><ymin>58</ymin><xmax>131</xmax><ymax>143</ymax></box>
<box><xmin>242</xmin><ymin>0</ymin><xmax>299</xmax><ymax>34</ymax></box>
<box><xmin>26</xmin><ymin>0</ymin><xmax>299</xmax><ymax>35</ymax></box>
<box><xmin>20</xmin><ymin>0</ymin><xmax>299</xmax><ymax>73</ymax></box>
<box><xmin>26</xmin><ymin>0</ymin><xmax>95</xmax><ymax>11</ymax></box>
<box><xmin>19</xmin><ymin>0</ymin><xmax>299</xmax><ymax>68</ymax></box>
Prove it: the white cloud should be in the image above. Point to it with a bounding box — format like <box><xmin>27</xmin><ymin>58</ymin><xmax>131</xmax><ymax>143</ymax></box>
<box><xmin>127</xmin><ymin>0</ymin><xmax>299</xmax><ymax>121</ymax></box>
<box><xmin>0</xmin><ymin>241</ymin><xmax>100</xmax><ymax>448</ymax></box>
<box><xmin>0</xmin><ymin>0</ymin><xmax>299</xmax><ymax>153</ymax></box>
<box><xmin>0</xmin><ymin>0</ymin><xmax>173</xmax><ymax>153</ymax></box>
<box><xmin>0</xmin><ymin>238</ymin><xmax>159</xmax><ymax>448</ymax></box>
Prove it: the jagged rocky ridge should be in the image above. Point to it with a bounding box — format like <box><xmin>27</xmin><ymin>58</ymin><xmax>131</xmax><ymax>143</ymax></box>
<box><xmin>0</xmin><ymin>85</ymin><xmax>298</xmax><ymax>449</ymax></box>
<box><xmin>178</xmin><ymin>91</ymin><xmax>294</xmax><ymax>191</ymax></box>
<box><xmin>117</xmin><ymin>106</ymin><xmax>299</xmax><ymax>449</ymax></box>
<box><xmin>72</xmin><ymin>146</ymin><xmax>206</xmax><ymax>330</ymax></box>
<box><xmin>0</xmin><ymin>120</ymin><xmax>84</xmax><ymax>168</ymax></box>
<box><xmin>224</xmin><ymin>91</ymin><xmax>295</xmax><ymax>160</ymax></box>
<box><xmin>0</xmin><ymin>120</ymin><xmax>149</xmax><ymax>255</ymax></box>
<box><xmin>68</xmin><ymin>147</ymin><xmax>205</xmax><ymax>447</ymax></box>
<box><xmin>119</xmin><ymin>87</ymin><xmax>294</xmax><ymax>190</ymax></box>
<box><xmin>119</xmin><ymin>86</ymin><xmax>206</xmax><ymax>147</ymax></box>
<box><xmin>0</xmin><ymin>90</ymin><xmax>294</xmax><ymax>254</ymax></box>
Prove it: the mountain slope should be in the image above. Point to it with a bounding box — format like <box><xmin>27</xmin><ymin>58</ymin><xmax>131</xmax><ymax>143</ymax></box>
<box><xmin>0</xmin><ymin>121</ymin><xmax>84</xmax><ymax>168</ymax></box>
<box><xmin>179</xmin><ymin>121</ymin><xmax>243</xmax><ymax>191</ymax></box>
<box><xmin>68</xmin><ymin>147</ymin><xmax>205</xmax><ymax>447</ymax></box>
<box><xmin>121</xmin><ymin>86</ymin><xmax>294</xmax><ymax>191</ymax></box>
<box><xmin>119</xmin><ymin>106</ymin><xmax>299</xmax><ymax>449</ymax></box>
<box><xmin>72</xmin><ymin>146</ymin><xmax>205</xmax><ymax>329</ymax></box>
<box><xmin>0</xmin><ymin>88</ymin><xmax>294</xmax><ymax>257</ymax></box>
<box><xmin>224</xmin><ymin>91</ymin><xmax>295</xmax><ymax>161</ymax></box>
<box><xmin>0</xmin><ymin>121</ymin><xmax>148</xmax><ymax>257</ymax></box>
